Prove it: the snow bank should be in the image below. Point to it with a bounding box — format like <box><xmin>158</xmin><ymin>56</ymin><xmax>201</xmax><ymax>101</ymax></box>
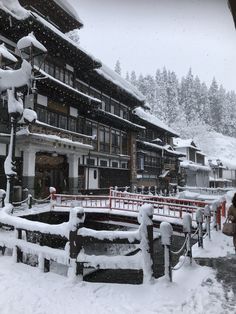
<box><xmin>0</xmin><ymin>253</ymin><xmax>232</xmax><ymax>314</ymax></box>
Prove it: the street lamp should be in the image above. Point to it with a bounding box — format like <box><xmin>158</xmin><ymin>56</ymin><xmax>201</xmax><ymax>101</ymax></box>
<box><xmin>0</xmin><ymin>34</ymin><xmax>47</xmax><ymax>204</ymax></box>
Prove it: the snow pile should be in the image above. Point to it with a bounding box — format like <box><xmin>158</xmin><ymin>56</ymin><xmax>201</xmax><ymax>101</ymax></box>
<box><xmin>0</xmin><ymin>60</ymin><xmax>32</xmax><ymax>92</ymax></box>
<box><xmin>17</xmin><ymin>32</ymin><xmax>47</xmax><ymax>53</ymax></box>
<box><xmin>23</xmin><ymin>108</ymin><xmax>37</xmax><ymax>123</ymax></box>
<box><xmin>133</xmin><ymin>107</ymin><xmax>179</xmax><ymax>136</ymax></box>
<box><xmin>0</xmin><ymin>43</ymin><xmax>17</xmax><ymax>63</ymax></box>
<box><xmin>0</xmin><ymin>0</ymin><xmax>29</xmax><ymax>19</ymax></box>
<box><xmin>193</xmin><ymin>131</ymin><xmax>236</xmax><ymax>169</ymax></box>
<box><xmin>160</xmin><ymin>221</ymin><xmax>173</xmax><ymax>246</ymax></box>
<box><xmin>7</xmin><ymin>89</ymin><xmax>23</xmax><ymax>115</ymax></box>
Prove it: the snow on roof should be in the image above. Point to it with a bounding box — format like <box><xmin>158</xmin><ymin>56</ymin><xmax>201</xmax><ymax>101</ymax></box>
<box><xmin>95</xmin><ymin>64</ymin><xmax>145</xmax><ymax>102</ymax></box>
<box><xmin>138</xmin><ymin>140</ymin><xmax>184</xmax><ymax>156</ymax></box>
<box><xmin>173</xmin><ymin>138</ymin><xmax>199</xmax><ymax>150</ymax></box>
<box><xmin>133</xmin><ymin>107</ymin><xmax>179</xmax><ymax>136</ymax></box>
<box><xmin>0</xmin><ymin>0</ymin><xmax>29</xmax><ymax>20</ymax></box>
<box><xmin>53</xmin><ymin>0</ymin><xmax>83</xmax><ymax>26</ymax></box>
<box><xmin>17</xmin><ymin>127</ymin><xmax>93</xmax><ymax>150</ymax></box>
<box><xmin>98</xmin><ymin>109</ymin><xmax>145</xmax><ymax>130</ymax></box>
<box><xmin>180</xmin><ymin>160</ymin><xmax>211</xmax><ymax>172</ymax></box>
<box><xmin>37</xmin><ymin>67</ymin><xmax>101</xmax><ymax>103</ymax></box>
<box><xmin>30</xmin><ymin>12</ymin><xmax>100</xmax><ymax>65</ymax></box>
<box><xmin>17</xmin><ymin>32</ymin><xmax>47</xmax><ymax>52</ymax></box>
<box><xmin>0</xmin><ymin>43</ymin><xmax>17</xmax><ymax>62</ymax></box>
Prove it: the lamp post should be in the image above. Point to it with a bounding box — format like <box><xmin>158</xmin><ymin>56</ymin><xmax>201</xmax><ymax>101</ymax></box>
<box><xmin>0</xmin><ymin>33</ymin><xmax>47</xmax><ymax>204</ymax></box>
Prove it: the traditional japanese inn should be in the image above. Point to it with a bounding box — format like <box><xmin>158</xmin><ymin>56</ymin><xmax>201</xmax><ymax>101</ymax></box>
<box><xmin>0</xmin><ymin>0</ymin><xmax>181</xmax><ymax>198</ymax></box>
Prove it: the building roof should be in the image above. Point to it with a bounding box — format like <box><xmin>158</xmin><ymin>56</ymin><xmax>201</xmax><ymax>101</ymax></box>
<box><xmin>53</xmin><ymin>0</ymin><xmax>83</xmax><ymax>26</ymax></box>
<box><xmin>133</xmin><ymin>107</ymin><xmax>179</xmax><ymax>137</ymax></box>
<box><xmin>173</xmin><ymin>138</ymin><xmax>199</xmax><ymax>150</ymax></box>
<box><xmin>95</xmin><ymin>64</ymin><xmax>145</xmax><ymax>103</ymax></box>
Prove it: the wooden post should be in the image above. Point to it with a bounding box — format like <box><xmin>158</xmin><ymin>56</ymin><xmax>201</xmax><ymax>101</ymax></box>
<box><xmin>109</xmin><ymin>186</ymin><xmax>112</xmax><ymax>209</ymax></box>
<box><xmin>160</xmin><ymin>222</ymin><xmax>173</xmax><ymax>282</ymax></box>
<box><xmin>16</xmin><ymin>229</ymin><xmax>23</xmax><ymax>263</ymax></box>
<box><xmin>138</xmin><ymin>204</ymin><xmax>154</xmax><ymax>283</ymax></box>
<box><xmin>196</xmin><ymin>209</ymin><xmax>203</xmax><ymax>248</ymax></box>
<box><xmin>69</xmin><ymin>208</ymin><xmax>85</xmax><ymax>280</ymax></box>
<box><xmin>216</xmin><ymin>206</ymin><xmax>221</xmax><ymax>230</ymax></box>
<box><xmin>28</xmin><ymin>194</ymin><xmax>32</xmax><ymax>209</ymax></box>
<box><xmin>44</xmin><ymin>258</ymin><xmax>50</xmax><ymax>272</ymax></box>
<box><xmin>183</xmin><ymin>214</ymin><xmax>192</xmax><ymax>264</ymax></box>
<box><xmin>204</xmin><ymin>205</ymin><xmax>211</xmax><ymax>240</ymax></box>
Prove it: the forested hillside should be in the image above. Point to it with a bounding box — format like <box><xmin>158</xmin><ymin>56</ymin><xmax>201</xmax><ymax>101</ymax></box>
<box><xmin>118</xmin><ymin>63</ymin><xmax>236</xmax><ymax>139</ymax></box>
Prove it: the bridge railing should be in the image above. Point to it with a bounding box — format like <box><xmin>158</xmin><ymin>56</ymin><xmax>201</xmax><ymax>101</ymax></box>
<box><xmin>50</xmin><ymin>188</ymin><xmax>226</xmax><ymax>224</ymax></box>
<box><xmin>69</xmin><ymin>205</ymin><xmax>155</xmax><ymax>283</ymax></box>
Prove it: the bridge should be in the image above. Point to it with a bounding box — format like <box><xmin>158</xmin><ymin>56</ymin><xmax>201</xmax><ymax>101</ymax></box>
<box><xmin>0</xmin><ymin>188</ymin><xmax>227</xmax><ymax>284</ymax></box>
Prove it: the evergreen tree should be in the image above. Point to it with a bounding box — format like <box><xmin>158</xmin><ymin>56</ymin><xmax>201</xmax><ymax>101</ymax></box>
<box><xmin>114</xmin><ymin>60</ymin><xmax>121</xmax><ymax>75</ymax></box>
<box><xmin>130</xmin><ymin>71</ymin><xmax>137</xmax><ymax>87</ymax></box>
<box><xmin>125</xmin><ymin>72</ymin><xmax>130</xmax><ymax>81</ymax></box>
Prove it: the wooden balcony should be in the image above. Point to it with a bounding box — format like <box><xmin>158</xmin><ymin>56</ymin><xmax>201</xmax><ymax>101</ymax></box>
<box><xmin>29</xmin><ymin>123</ymin><xmax>93</xmax><ymax>146</ymax></box>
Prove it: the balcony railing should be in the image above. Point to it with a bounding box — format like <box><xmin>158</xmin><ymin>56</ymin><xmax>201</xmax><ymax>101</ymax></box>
<box><xmin>28</xmin><ymin>123</ymin><xmax>93</xmax><ymax>146</ymax></box>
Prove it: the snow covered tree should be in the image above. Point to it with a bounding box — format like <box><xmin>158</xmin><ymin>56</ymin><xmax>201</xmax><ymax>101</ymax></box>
<box><xmin>66</xmin><ymin>29</ymin><xmax>80</xmax><ymax>45</ymax></box>
<box><xmin>125</xmin><ymin>71</ymin><xmax>130</xmax><ymax>81</ymax></box>
<box><xmin>114</xmin><ymin>60</ymin><xmax>121</xmax><ymax>75</ymax></box>
<box><xmin>130</xmin><ymin>71</ymin><xmax>137</xmax><ymax>87</ymax></box>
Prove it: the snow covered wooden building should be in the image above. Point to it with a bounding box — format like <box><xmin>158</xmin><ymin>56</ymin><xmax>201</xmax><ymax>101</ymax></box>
<box><xmin>174</xmin><ymin>139</ymin><xmax>210</xmax><ymax>187</ymax></box>
<box><xmin>0</xmin><ymin>0</ymin><xmax>145</xmax><ymax>197</ymax></box>
<box><xmin>132</xmin><ymin>106</ymin><xmax>182</xmax><ymax>192</ymax></box>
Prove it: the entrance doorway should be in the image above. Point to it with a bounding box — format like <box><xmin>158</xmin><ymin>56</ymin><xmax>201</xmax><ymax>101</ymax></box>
<box><xmin>35</xmin><ymin>153</ymin><xmax>68</xmax><ymax>197</ymax></box>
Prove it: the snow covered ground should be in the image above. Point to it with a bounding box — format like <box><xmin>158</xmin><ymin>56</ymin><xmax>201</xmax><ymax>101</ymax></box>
<box><xmin>0</xmin><ymin>219</ymin><xmax>235</xmax><ymax>314</ymax></box>
<box><xmin>194</xmin><ymin>131</ymin><xmax>236</xmax><ymax>169</ymax></box>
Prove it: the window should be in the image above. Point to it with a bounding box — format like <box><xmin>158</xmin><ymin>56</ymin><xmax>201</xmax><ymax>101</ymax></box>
<box><xmin>87</xmin><ymin>158</ymin><xmax>95</xmax><ymax>166</ymax></box>
<box><xmin>100</xmin><ymin>160</ymin><xmax>108</xmax><ymax>167</ymax></box>
<box><xmin>55</xmin><ymin>66</ymin><xmax>60</xmax><ymax>80</ymax></box>
<box><xmin>121</xmin><ymin>162</ymin><xmax>128</xmax><ymax>169</ymax></box>
<box><xmin>99</xmin><ymin>126</ymin><xmax>110</xmax><ymax>153</ymax></box>
<box><xmin>111</xmin><ymin>130</ymin><xmax>120</xmax><ymax>154</ymax></box>
<box><xmin>111</xmin><ymin>161</ymin><xmax>118</xmax><ymax>168</ymax></box>
<box><xmin>48</xmin><ymin>111</ymin><xmax>58</xmax><ymax>127</ymax></box>
<box><xmin>58</xmin><ymin>115</ymin><xmax>67</xmax><ymax>130</ymax></box>
<box><xmin>36</xmin><ymin>107</ymin><xmax>47</xmax><ymax>123</ymax></box>
<box><xmin>68</xmin><ymin>117</ymin><xmax>77</xmax><ymax>132</ymax></box>
<box><xmin>121</xmin><ymin>132</ymin><xmax>128</xmax><ymax>155</ymax></box>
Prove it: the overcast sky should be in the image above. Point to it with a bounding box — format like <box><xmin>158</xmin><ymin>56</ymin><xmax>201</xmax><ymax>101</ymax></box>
<box><xmin>69</xmin><ymin>0</ymin><xmax>236</xmax><ymax>91</ymax></box>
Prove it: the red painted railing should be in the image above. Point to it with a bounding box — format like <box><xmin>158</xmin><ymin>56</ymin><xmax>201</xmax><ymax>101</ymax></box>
<box><xmin>51</xmin><ymin>189</ymin><xmax>226</xmax><ymax>224</ymax></box>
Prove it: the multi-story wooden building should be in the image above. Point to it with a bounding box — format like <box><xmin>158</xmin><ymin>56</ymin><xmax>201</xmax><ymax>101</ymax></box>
<box><xmin>132</xmin><ymin>106</ymin><xmax>182</xmax><ymax>193</ymax></box>
<box><xmin>174</xmin><ymin>139</ymin><xmax>210</xmax><ymax>187</ymax></box>
<box><xmin>0</xmin><ymin>0</ymin><xmax>145</xmax><ymax>197</ymax></box>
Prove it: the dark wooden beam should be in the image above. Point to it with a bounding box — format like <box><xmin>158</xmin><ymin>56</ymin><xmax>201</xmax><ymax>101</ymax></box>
<box><xmin>228</xmin><ymin>0</ymin><xmax>236</xmax><ymax>28</ymax></box>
